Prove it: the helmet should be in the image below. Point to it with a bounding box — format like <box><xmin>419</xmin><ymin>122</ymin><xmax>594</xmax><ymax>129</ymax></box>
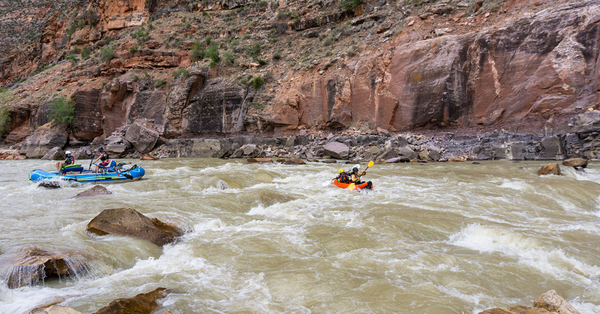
<box><xmin>65</xmin><ymin>150</ymin><xmax>71</xmax><ymax>155</ymax></box>
<box><xmin>353</xmin><ymin>164</ymin><xmax>360</xmax><ymax>170</ymax></box>
<box><xmin>338</xmin><ymin>169</ymin><xmax>344</xmax><ymax>174</ymax></box>
<box><xmin>352</xmin><ymin>167</ymin><xmax>359</xmax><ymax>173</ymax></box>
<box><xmin>98</xmin><ymin>147</ymin><xmax>104</xmax><ymax>152</ymax></box>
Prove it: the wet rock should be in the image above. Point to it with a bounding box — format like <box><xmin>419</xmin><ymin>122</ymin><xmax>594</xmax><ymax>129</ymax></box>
<box><xmin>42</xmin><ymin>147</ymin><xmax>64</xmax><ymax>160</ymax></box>
<box><xmin>283</xmin><ymin>158</ymin><xmax>305</xmax><ymax>165</ymax></box>
<box><xmin>87</xmin><ymin>208</ymin><xmax>184</xmax><ymax>246</ymax></box>
<box><xmin>140</xmin><ymin>153</ymin><xmax>159</xmax><ymax>160</ymax></box>
<box><xmin>39</xmin><ymin>181</ymin><xmax>61</xmax><ymax>189</ymax></box>
<box><xmin>321</xmin><ymin>159</ymin><xmax>337</xmax><ymax>163</ymax></box>
<box><xmin>538</xmin><ymin>163</ymin><xmax>561</xmax><ymax>176</ymax></box>
<box><xmin>0</xmin><ymin>247</ymin><xmax>90</xmax><ymax>289</ymax></box>
<box><xmin>124</xmin><ymin>119</ymin><xmax>159</xmax><ymax>154</ymax></box>
<box><xmin>562</xmin><ymin>158</ymin><xmax>588</xmax><ymax>168</ymax></box>
<box><xmin>20</xmin><ymin>122</ymin><xmax>68</xmax><ymax>158</ymax></box>
<box><xmin>70</xmin><ymin>185</ymin><xmax>112</xmax><ymax>199</ymax></box>
<box><xmin>541</xmin><ymin>136</ymin><xmax>565</xmax><ymax>160</ymax></box>
<box><xmin>93</xmin><ymin>288</ymin><xmax>169</xmax><ymax>314</ymax></box>
<box><xmin>479</xmin><ymin>290</ymin><xmax>580</xmax><ymax>314</ymax></box>
<box><xmin>448</xmin><ymin>155</ymin><xmax>466</xmax><ymax>162</ymax></box>
<box><xmin>29</xmin><ymin>305</ymin><xmax>82</xmax><ymax>314</ymax></box>
<box><xmin>323</xmin><ymin>141</ymin><xmax>349</xmax><ymax>159</ymax></box>
<box><xmin>247</xmin><ymin>158</ymin><xmax>273</xmax><ymax>163</ymax></box>
<box><xmin>533</xmin><ymin>290</ymin><xmax>581</xmax><ymax>314</ymax></box>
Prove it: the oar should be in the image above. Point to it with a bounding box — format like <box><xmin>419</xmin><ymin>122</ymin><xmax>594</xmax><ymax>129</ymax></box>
<box><xmin>88</xmin><ymin>154</ymin><xmax>94</xmax><ymax>170</ymax></box>
<box><xmin>348</xmin><ymin>183</ymin><xmax>355</xmax><ymax>190</ymax></box>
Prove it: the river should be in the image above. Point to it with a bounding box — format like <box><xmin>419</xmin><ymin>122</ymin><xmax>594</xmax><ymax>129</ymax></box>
<box><xmin>1</xmin><ymin>159</ymin><xmax>599</xmax><ymax>313</ymax></box>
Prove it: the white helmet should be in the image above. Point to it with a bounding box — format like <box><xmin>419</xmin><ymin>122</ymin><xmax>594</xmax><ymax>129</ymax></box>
<box><xmin>65</xmin><ymin>150</ymin><xmax>72</xmax><ymax>155</ymax></box>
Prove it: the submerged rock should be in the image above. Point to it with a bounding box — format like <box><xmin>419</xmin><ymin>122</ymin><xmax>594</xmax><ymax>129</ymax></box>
<box><xmin>29</xmin><ymin>305</ymin><xmax>82</xmax><ymax>314</ymax></box>
<box><xmin>70</xmin><ymin>185</ymin><xmax>112</xmax><ymax>199</ymax></box>
<box><xmin>479</xmin><ymin>290</ymin><xmax>580</xmax><ymax>314</ymax></box>
<box><xmin>247</xmin><ymin>158</ymin><xmax>273</xmax><ymax>163</ymax></box>
<box><xmin>140</xmin><ymin>153</ymin><xmax>159</xmax><ymax>160</ymax></box>
<box><xmin>283</xmin><ymin>158</ymin><xmax>305</xmax><ymax>165</ymax></box>
<box><xmin>39</xmin><ymin>181</ymin><xmax>61</xmax><ymax>189</ymax></box>
<box><xmin>538</xmin><ymin>163</ymin><xmax>561</xmax><ymax>176</ymax></box>
<box><xmin>87</xmin><ymin>208</ymin><xmax>183</xmax><ymax>246</ymax></box>
<box><xmin>93</xmin><ymin>288</ymin><xmax>169</xmax><ymax>314</ymax></box>
<box><xmin>0</xmin><ymin>247</ymin><xmax>90</xmax><ymax>289</ymax></box>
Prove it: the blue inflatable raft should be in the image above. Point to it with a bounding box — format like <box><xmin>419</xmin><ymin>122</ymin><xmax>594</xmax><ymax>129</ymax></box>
<box><xmin>29</xmin><ymin>163</ymin><xmax>145</xmax><ymax>183</ymax></box>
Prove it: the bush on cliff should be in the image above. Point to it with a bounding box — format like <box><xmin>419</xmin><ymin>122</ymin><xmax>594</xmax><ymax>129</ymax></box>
<box><xmin>190</xmin><ymin>41</ymin><xmax>205</xmax><ymax>62</ymax></box>
<box><xmin>49</xmin><ymin>96</ymin><xmax>75</xmax><ymax>125</ymax></box>
<box><xmin>172</xmin><ymin>68</ymin><xmax>189</xmax><ymax>79</ymax></box>
<box><xmin>100</xmin><ymin>46</ymin><xmax>115</xmax><ymax>63</ymax></box>
<box><xmin>0</xmin><ymin>89</ymin><xmax>15</xmax><ymax>136</ymax></box>
<box><xmin>339</xmin><ymin>0</ymin><xmax>362</xmax><ymax>10</ymax></box>
<box><xmin>253</xmin><ymin>77</ymin><xmax>264</xmax><ymax>90</ymax></box>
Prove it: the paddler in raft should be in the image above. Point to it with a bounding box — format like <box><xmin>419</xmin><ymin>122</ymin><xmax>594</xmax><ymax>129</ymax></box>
<box><xmin>335</xmin><ymin>168</ymin><xmax>351</xmax><ymax>183</ymax></box>
<box><xmin>350</xmin><ymin>164</ymin><xmax>373</xmax><ymax>189</ymax></box>
<box><xmin>56</xmin><ymin>150</ymin><xmax>75</xmax><ymax>173</ymax></box>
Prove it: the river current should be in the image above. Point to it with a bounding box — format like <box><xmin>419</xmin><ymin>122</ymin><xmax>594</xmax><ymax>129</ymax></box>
<box><xmin>1</xmin><ymin>159</ymin><xmax>600</xmax><ymax>313</ymax></box>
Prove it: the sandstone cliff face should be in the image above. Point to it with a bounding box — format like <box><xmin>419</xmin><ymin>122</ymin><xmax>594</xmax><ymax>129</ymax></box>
<box><xmin>273</xmin><ymin>1</ymin><xmax>600</xmax><ymax>133</ymax></box>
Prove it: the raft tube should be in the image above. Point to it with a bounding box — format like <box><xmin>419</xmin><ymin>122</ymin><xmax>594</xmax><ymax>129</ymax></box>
<box><xmin>29</xmin><ymin>165</ymin><xmax>145</xmax><ymax>183</ymax></box>
<box><xmin>333</xmin><ymin>179</ymin><xmax>373</xmax><ymax>190</ymax></box>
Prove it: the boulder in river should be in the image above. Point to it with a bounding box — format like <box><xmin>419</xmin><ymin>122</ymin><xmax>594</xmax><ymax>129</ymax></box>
<box><xmin>70</xmin><ymin>185</ymin><xmax>112</xmax><ymax>199</ymax></box>
<box><xmin>0</xmin><ymin>247</ymin><xmax>90</xmax><ymax>289</ymax></box>
<box><xmin>247</xmin><ymin>157</ymin><xmax>273</xmax><ymax>163</ymax></box>
<box><xmin>125</xmin><ymin>119</ymin><xmax>160</xmax><ymax>154</ymax></box>
<box><xmin>93</xmin><ymin>288</ymin><xmax>169</xmax><ymax>314</ymax></box>
<box><xmin>538</xmin><ymin>163</ymin><xmax>561</xmax><ymax>176</ymax></box>
<box><xmin>41</xmin><ymin>147</ymin><xmax>64</xmax><ymax>160</ymax></box>
<box><xmin>140</xmin><ymin>153</ymin><xmax>159</xmax><ymax>160</ymax></box>
<box><xmin>87</xmin><ymin>208</ymin><xmax>183</xmax><ymax>246</ymax></box>
<box><xmin>39</xmin><ymin>181</ymin><xmax>62</xmax><ymax>189</ymax></box>
<box><xmin>562</xmin><ymin>158</ymin><xmax>588</xmax><ymax>168</ymax></box>
<box><xmin>479</xmin><ymin>290</ymin><xmax>580</xmax><ymax>314</ymax></box>
<box><xmin>283</xmin><ymin>158</ymin><xmax>305</xmax><ymax>165</ymax></box>
<box><xmin>29</xmin><ymin>305</ymin><xmax>82</xmax><ymax>314</ymax></box>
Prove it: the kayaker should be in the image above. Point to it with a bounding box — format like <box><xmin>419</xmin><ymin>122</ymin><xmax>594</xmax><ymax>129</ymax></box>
<box><xmin>350</xmin><ymin>164</ymin><xmax>372</xmax><ymax>188</ymax></box>
<box><xmin>336</xmin><ymin>168</ymin><xmax>351</xmax><ymax>183</ymax></box>
<box><xmin>56</xmin><ymin>151</ymin><xmax>75</xmax><ymax>173</ymax></box>
<box><xmin>93</xmin><ymin>147</ymin><xmax>110</xmax><ymax>173</ymax></box>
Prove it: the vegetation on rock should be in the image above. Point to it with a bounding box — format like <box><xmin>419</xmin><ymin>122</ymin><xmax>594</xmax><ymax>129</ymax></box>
<box><xmin>49</xmin><ymin>96</ymin><xmax>75</xmax><ymax>125</ymax></box>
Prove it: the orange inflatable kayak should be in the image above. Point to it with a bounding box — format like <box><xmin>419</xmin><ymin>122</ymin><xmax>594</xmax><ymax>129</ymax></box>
<box><xmin>333</xmin><ymin>179</ymin><xmax>373</xmax><ymax>190</ymax></box>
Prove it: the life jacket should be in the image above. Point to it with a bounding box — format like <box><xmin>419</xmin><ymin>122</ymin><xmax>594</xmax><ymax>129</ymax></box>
<box><xmin>338</xmin><ymin>172</ymin><xmax>350</xmax><ymax>184</ymax></box>
<box><xmin>65</xmin><ymin>156</ymin><xmax>74</xmax><ymax>165</ymax></box>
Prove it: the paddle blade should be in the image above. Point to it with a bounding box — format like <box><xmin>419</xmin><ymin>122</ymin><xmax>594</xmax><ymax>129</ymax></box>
<box><xmin>368</xmin><ymin>160</ymin><xmax>374</xmax><ymax>168</ymax></box>
<box><xmin>348</xmin><ymin>183</ymin><xmax>355</xmax><ymax>190</ymax></box>
<box><xmin>322</xmin><ymin>180</ymin><xmax>332</xmax><ymax>187</ymax></box>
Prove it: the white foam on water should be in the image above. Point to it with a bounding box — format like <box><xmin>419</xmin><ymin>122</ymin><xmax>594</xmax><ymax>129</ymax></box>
<box><xmin>449</xmin><ymin>224</ymin><xmax>600</xmax><ymax>286</ymax></box>
<box><xmin>499</xmin><ymin>179</ymin><xmax>533</xmax><ymax>191</ymax></box>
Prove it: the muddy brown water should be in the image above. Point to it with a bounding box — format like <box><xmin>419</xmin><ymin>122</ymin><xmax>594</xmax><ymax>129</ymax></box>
<box><xmin>1</xmin><ymin>159</ymin><xmax>599</xmax><ymax>313</ymax></box>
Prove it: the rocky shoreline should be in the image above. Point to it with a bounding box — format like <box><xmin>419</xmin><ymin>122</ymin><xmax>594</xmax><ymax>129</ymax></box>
<box><xmin>2</xmin><ymin>110</ymin><xmax>599</xmax><ymax>164</ymax></box>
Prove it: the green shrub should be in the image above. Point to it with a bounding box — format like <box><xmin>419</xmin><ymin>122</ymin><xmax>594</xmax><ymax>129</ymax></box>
<box><xmin>172</xmin><ymin>68</ymin><xmax>190</xmax><ymax>79</ymax></box>
<box><xmin>206</xmin><ymin>44</ymin><xmax>220</xmax><ymax>63</ymax></box>
<box><xmin>49</xmin><ymin>96</ymin><xmax>75</xmax><ymax>124</ymax></box>
<box><xmin>190</xmin><ymin>41</ymin><xmax>205</xmax><ymax>61</ymax></box>
<box><xmin>224</xmin><ymin>52</ymin><xmax>235</xmax><ymax>65</ymax></box>
<box><xmin>250</xmin><ymin>102</ymin><xmax>264</xmax><ymax>109</ymax></box>
<box><xmin>129</xmin><ymin>45</ymin><xmax>138</xmax><ymax>55</ymax></box>
<box><xmin>81</xmin><ymin>47</ymin><xmax>91</xmax><ymax>59</ymax></box>
<box><xmin>66</xmin><ymin>23</ymin><xmax>77</xmax><ymax>37</ymax></box>
<box><xmin>155</xmin><ymin>80</ymin><xmax>166</xmax><ymax>88</ymax></box>
<box><xmin>253</xmin><ymin>76</ymin><xmax>264</xmax><ymax>90</ymax></box>
<box><xmin>71</xmin><ymin>46</ymin><xmax>81</xmax><ymax>54</ymax></box>
<box><xmin>132</xmin><ymin>28</ymin><xmax>150</xmax><ymax>45</ymax></box>
<box><xmin>67</xmin><ymin>53</ymin><xmax>79</xmax><ymax>65</ymax></box>
<box><xmin>0</xmin><ymin>89</ymin><xmax>16</xmax><ymax>135</ymax></box>
<box><xmin>490</xmin><ymin>5</ymin><xmax>500</xmax><ymax>12</ymax></box>
<box><xmin>100</xmin><ymin>46</ymin><xmax>115</xmax><ymax>63</ymax></box>
<box><xmin>339</xmin><ymin>0</ymin><xmax>362</xmax><ymax>10</ymax></box>
<box><xmin>132</xmin><ymin>75</ymin><xmax>139</xmax><ymax>81</ymax></box>
<box><xmin>272</xmin><ymin>52</ymin><xmax>282</xmax><ymax>60</ymax></box>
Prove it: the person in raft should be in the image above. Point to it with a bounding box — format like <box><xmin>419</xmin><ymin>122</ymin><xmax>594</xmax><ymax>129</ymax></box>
<box><xmin>350</xmin><ymin>164</ymin><xmax>373</xmax><ymax>189</ymax></box>
<box><xmin>93</xmin><ymin>147</ymin><xmax>110</xmax><ymax>173</ymax></box>
<box><xmin>56</xmin><ymin>151</ymin><xmax>75</xmax><ymax>173</ymax></box>
<box><xmin>335</xmin><ymin>168</ymin><xmax>351</xmax><ymax>183</ymax></box>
